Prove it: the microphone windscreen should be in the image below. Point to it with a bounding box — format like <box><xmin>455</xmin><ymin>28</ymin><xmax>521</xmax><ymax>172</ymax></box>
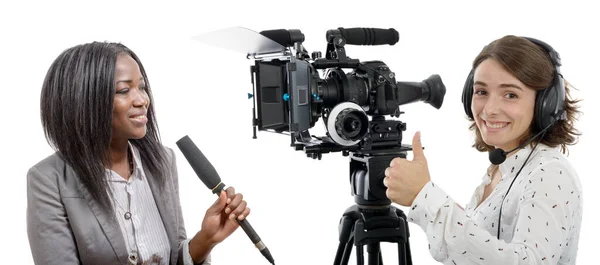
<box><xmin>176</xmin><ymin>135</ymin><xmax>222</xmax><ymax>191</ymax></box>
<box><xmin>489</xmin><ymin>148</ymin><xmax>506</xmax><ymax>165</ymax></box>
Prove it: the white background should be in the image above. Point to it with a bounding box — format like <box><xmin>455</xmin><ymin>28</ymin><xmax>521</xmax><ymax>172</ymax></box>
<box><xmin>0</xmin><ymin>0</ymin><xmax>598</xmax><ymax>264</ymax></box>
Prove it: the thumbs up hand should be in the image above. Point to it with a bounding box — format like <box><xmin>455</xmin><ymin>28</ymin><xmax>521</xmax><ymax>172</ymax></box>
<box><xmin>383</xmin><ymin>131</ymin><xmax>432</xmax><ymax>206</ymax></box>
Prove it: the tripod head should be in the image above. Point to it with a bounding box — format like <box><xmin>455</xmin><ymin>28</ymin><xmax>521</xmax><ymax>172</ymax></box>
<box><xmin>350</xmin><ymin>148</ymin><xmax>410</xmax><ymax>206</ymax></box>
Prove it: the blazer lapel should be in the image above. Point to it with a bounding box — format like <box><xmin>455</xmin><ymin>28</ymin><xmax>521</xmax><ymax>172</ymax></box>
<box><xmin>144</xmin><ymin>165</ymin><xmax>178</xmax><ymax>264</ymax></box>
<box><xmin>75</xmin><ymin>175</ymin><xmax>128</xmax><ymax>264</ymax></box>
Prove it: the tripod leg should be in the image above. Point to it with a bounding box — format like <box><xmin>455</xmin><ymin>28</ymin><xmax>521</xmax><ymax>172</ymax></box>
<box><xmin>404</xmin><ymin>237</ymin><xmax>413</xmax><ymax>265</ymax></box>
<box><xmin>394</xmin><ymin>207</ymin><xmax>413</xmax><ymax>265</ymax></box>
<box><xmin>334</xmin><ymin>240</ymin><xmax>346</xmax><ymax>265</ymax></box>
<box><xmin>356</xmin><ymin>244</ymin><xmax>364</xmax><ymax>265</ymax></box>
<box><xmin>341</xmin><ymin>237</ymin><xmax>354</xmax><ymax>265</ymax></box>
<box><xmin>367</xmin><ymin>242</ymin><xmax>380</xmax><ymax>265</ymax></box>
<box><xmin>397</xmin><ymin>241</ymin><xmax>406</xmax><ymax>265</ymax></box>
<box><xmin>334</xmin><ymin>216</ymin><xmax>355</xmax><ymax>265</ymax></box>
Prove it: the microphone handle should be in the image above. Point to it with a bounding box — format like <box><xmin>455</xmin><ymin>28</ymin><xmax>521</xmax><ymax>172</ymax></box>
<box><xmin>238</xmin><ymin>219</ymin><xmax>267</xmax><ymax>250</ymax></box>
<box><xmin>215</xmin><ymin>185</ymin><xmax>275</xmax><ymax>264</ymax></box>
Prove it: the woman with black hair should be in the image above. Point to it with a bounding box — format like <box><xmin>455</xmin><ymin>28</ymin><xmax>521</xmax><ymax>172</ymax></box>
<box><xmin>26</xmin><ymin>41</ymin><xmax>248</xmax><ymax>265</ymax></box>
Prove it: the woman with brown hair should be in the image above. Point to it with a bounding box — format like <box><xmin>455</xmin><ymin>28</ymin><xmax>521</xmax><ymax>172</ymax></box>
<box><xmin>383</xmin><ymin>36</ymin><xmax>582</xmax><ymax>264</ymax></box>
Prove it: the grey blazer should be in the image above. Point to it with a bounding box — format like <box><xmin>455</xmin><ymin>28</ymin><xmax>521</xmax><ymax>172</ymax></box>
<box><xmin>26</xmin><ymin>146</ymin><xmax>205</xmax><ymax>265</ymax></box>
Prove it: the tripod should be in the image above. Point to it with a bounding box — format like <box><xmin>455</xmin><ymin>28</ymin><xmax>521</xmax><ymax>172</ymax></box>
<box><xmin>294</xmin><ymin>116</ymin><xmax>415</xmax><ymax>265</ymax></box>
<box><xmin>333</xmin><ymin>151</ymin><xmax>413</xmax><ymax>265</ymax></box>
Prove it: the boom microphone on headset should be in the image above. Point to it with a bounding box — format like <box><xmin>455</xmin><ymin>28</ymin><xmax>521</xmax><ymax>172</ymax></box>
<box><xmin>175</xmin><ymin>135</ymin><xmax>275</xmax><ymax>265</ymax></box>
<box><xmin>488</xmin><ymin>118</ymin><xmax>558</xmax><ymax>165</ymax></box>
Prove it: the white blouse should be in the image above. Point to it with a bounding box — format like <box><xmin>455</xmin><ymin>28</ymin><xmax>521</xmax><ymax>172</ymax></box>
<box><xmin>107</xmin><ymin>143</ymin><xmax>210</xmax><ymax>265</ymax></box>
<box><xmin>407</xmin><ymin>143</ymin><xmax>583</xmax><ymax>265</ymax></box>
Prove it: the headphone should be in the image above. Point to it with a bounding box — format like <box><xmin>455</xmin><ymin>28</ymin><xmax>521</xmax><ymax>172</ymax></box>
<box><xmin>460</xmin><ymin>37</ymin><xmax>568</xmax><ymax>240</ymax></box>
<box><xmin>461</xmin><ymin>36</ymin><xmax>567</xmax><ymax>133</ymax></box>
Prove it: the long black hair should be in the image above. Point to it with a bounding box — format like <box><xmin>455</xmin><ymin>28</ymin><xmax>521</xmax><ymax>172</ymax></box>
<box><xmin>40</xmin><ymin>41</ymin><xmax>168</xmax><ymax>213</ymax></box>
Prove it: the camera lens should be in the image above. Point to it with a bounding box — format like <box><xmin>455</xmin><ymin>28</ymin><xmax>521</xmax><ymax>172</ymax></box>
<box><xmin>338</xmin><ymin>111</ymin><xmax>364</xmax><ymax>139</ymax></box>
<box><xmin>335</xmin><ymin>109</ymin><xmax>368</xmax><ymax>141</ymax></box>
<box><xmin>327</xmin><ymin>102</ymin><xmax>368</xmax><ymax>146</ymax></box>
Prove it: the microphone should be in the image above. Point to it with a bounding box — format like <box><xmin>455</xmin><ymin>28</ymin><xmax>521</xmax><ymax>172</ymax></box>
<box><xmin>488</xmin><ymin>120</ymin><xmax>556</xmax><ymax>165</ymax></box>
<box><xmin>176</xmin><ymin>135</ymin><xmax>275</xmax><ymax>265</ymax></box>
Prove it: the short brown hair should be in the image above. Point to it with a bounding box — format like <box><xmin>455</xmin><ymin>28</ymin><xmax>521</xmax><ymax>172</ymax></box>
<box><xmin>467</xmin><ymin>35</ymin><xmax>582</xmax><ymax>154</ymax></box>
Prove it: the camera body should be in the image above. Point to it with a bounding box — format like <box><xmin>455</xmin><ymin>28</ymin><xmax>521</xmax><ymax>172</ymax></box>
<box><xmin>249</xmin><ymin>27</ymin><xmax>446</xmax><ymax>160</ymax></box>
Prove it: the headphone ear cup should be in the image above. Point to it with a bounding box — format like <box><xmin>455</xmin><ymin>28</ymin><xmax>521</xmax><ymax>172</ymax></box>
<box><xmin>555</xmin><ymin>75</ymin><xmax>567</xmax><ymax>120</ymax></box>
<box><xmin>524</xmin><ymin>36</ymin><xmax>567</xmax><ymax>132</ymax></box>
<box><xmin>534</xmin><ymin>88</ymin><xmax>546</xmax><ymax>132</ymax></box>
<box><xmin>537</xmin><ymin>84</ymin><xmax>558</xmax><ymax>131</ymax></box>
<box><xmin>462</xmin><ymin>70</ymin><xmax>475</xmax><ymax>119</ymax></box>
<box><xmin>535</xmin><ymin>72</ymin><xmax>566</xmax><ymax>132</ymax></box>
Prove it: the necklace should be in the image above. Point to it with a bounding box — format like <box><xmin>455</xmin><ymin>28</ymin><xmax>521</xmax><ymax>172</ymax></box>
<box><xmin>111</xmin><ymin>149</ymin><xmax>134</xmax><ymax>221</ymax></box>
<box><xmin>111</xmin><ymin>188</ymin><xmax>132</xmax><ymax>220</ymax></box>
<box><xmin>109</xmin><ymin>147</ymin><xmax>139</xmax><ymax>264</ymax></box>
<box><xmin>113</xmin><ymin>199</ymin><xmax>138</xmax><ymax>264</ymax></box>
<box><xmin>111</xmin><ymin>187</ymin><xmax>139</xmax><ymax>264</ymax></box>
<box><xmin>127</xmin><ymin>147</ymin><xmax>134</xmax><ymax>176</ymax></box>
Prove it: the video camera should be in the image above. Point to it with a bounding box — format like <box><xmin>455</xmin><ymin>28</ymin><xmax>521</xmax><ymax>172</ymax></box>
<box><xmin>194</xmin><ymin>27</ymin><xmax>447</xmax><ymax>265</ymax></box>
<box><xmin>246</xmin><ymin>27</ymin><xmax>446</xmax><ymax>160</ymax></box>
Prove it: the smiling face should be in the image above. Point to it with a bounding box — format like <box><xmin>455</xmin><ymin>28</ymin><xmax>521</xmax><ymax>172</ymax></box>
<box><xmin>111</xmin><ymin>53</ymin><xmax>150</xmax><ymax>142</ymax></box>
<box><xmin>471</xmin><ymin>58</ymin><xmax>537</xmax><ymax>151</ymax></box>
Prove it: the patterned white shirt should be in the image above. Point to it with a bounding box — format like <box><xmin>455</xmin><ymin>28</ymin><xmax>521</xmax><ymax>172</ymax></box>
<box><xmin>107</xmin><ymin>143</ymin><xmax>208</xmax><ymax>265</ymax></box>
<box><xmin>407</xmin><ymin>143</ymin><xmax>583</xmax><ymax>265</ymax></box>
